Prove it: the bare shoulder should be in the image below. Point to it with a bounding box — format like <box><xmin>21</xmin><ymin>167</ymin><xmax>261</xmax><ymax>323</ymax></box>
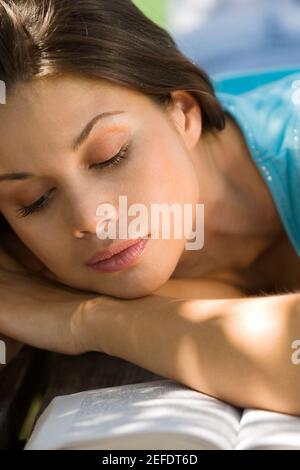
<box><xmin>153</xmin><ymin>277</ymin><xmax>246</xmax><ymax>300</ymax></box>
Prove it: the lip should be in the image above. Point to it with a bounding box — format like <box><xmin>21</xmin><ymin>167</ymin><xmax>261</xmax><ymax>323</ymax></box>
<box><xmin>85</xmin><ymin>235</ymin><xmax>149</xmax><ymax>267</ymax></box>
<box><xmin>86</xmin><ymin>236</ymin><xmax>149</xmax><ymax>273</ymax></box>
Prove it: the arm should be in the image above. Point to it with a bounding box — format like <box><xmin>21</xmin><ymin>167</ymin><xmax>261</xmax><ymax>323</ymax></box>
<box><xmin>1</xmin><ymin>233</ymin><xmax>299</xmax><ymax>414</ymax></box>
<box><xmin>0</xmin><ymin>234</ymin><xmax>242</xmax><ymax>355</ymax></box>
<box><xmin>77</xmin><ymin>284</ymin><xmax>300</xmax><ymax>416</ymax></box>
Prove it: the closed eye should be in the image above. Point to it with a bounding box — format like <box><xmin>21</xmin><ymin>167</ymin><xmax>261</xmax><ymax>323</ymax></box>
<box><xmin>89</xmin><ymin>143</ymin><xmax>129</xmax><ymax>170</ymax></box>
<box><xmin>16</xmin><ymin>143</ymin><xmax>130</xmax><ymax>218</ymax></box>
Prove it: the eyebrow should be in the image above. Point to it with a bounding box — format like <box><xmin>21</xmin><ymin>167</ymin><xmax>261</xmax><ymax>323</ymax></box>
<box><xmin>0</xmin><ymin>110</ymin><xmax>125</xmax><ymax>183</ymax></box>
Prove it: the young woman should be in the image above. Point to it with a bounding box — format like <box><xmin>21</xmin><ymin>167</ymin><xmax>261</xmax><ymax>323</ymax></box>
<box><xmin>0</xmin><ymin>0</ymin><xmax>300</xmax><ymax>415</ymax></box>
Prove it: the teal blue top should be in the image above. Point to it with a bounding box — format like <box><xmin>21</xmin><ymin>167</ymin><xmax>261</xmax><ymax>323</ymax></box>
<box><xmin>212</xmin><ymin>67</ymin><xmax>300</xmax><ymax>257</ymax></box>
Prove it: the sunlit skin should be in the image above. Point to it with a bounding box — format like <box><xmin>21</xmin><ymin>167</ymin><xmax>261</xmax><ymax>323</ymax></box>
<box><xmin>0</xmin><ymin>74</ymin><xmax>287</xmax><ymax>299</ymax></box>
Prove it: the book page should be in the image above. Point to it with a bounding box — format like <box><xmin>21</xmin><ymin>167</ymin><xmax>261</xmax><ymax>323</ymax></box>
<box><xmin>25</xmin><ymin>379</ymin><xmax>242</xmax><ymax>450</ymax></box>
<box><xmin>236</xmin><ymin>408</ymin><xmax>300</xmax><ymax>450</ymax></box>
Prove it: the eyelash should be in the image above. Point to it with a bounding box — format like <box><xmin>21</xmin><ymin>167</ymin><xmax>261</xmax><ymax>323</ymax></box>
<box><xmin>16</xmin><ymin>144</ymin><xmax>130</xmax><ymax>218</ymax></box>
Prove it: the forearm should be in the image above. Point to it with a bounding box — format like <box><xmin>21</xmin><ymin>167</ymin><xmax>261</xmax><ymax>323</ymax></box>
<box><xmin>83</xmin><ymin>291</ymin><xmax>300</xmax><ymax>415</ymax></box>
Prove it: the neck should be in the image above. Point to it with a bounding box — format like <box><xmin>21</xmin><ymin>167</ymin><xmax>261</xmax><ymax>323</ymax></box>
<box><xmin>173</xmin><ymin>113</ymin><xmax>283</xmax><ymax>279</ymax></box>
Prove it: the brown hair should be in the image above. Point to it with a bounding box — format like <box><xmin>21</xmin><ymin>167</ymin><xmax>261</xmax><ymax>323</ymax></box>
<box><xmin>0</xmin><ymin>0</ymin><xmax>226</xmax><ymax>133</ymax></box>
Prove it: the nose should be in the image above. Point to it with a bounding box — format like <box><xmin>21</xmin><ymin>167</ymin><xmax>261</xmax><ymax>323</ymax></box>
<box><xmin>73</xmin><ymin>228</ymin><xmax>91</xmax><ymax>239</ymax></box>
<box><xmin>72</xmin><ymin>200</ymin><xmax>119</xmax><ymax>240</ymax></box>
<box><xmin>73</xmin><ymin>215</ymin><xmax>98</xmax><ymax>239</ymax></box>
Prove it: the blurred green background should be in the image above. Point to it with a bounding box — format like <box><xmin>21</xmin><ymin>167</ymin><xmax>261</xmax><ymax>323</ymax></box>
<box><xmin>133</xmin><ymin>0</ymin><xmax>166</xmax><ymax>27</ymax></box>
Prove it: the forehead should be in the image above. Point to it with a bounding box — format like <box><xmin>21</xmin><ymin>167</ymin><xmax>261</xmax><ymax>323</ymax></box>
<box><xmin>0</xmin><ymin>74</ymin><xmax>143</xmax><ymax>125</ymax></box>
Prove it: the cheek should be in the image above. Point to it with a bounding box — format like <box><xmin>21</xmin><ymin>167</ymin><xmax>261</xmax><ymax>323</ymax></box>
<box><xmin>135</xmin><ymin>139</ymin><xmax>199</xmax><ymax>207</ymax></box>
<box><xmin>125</xmin><ymin>139</ymin><xmax>199</xmax><ymax>244</ymax></box>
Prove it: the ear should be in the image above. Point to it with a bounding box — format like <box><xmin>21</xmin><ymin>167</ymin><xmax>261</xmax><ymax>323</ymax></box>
<box><xmin>167</xmin><ymin>90</ymin><xmax>202</xmax><ymax>150</ymax></box>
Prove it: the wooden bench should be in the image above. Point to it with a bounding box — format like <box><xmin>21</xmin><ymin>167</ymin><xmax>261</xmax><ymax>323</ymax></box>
<box><xmin>0</xmin><ymin>346</ymin><xmax>164</xmax><ymax>449</ymax></box>
<box><xmin>0</xmin><ymin>346</ymin><xmax>48</xmax><ymax>449</ymax></box>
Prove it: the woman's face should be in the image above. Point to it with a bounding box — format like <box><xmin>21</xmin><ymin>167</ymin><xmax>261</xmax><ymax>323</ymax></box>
<box><xmin>0</xmin><ymin>74</ymin><xmax>202</xmax><ymax>298</ymax></box>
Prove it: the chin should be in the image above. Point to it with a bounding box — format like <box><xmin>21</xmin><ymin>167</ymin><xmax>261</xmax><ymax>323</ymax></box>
<box><xmin>90</xmin><ymin>276</ymin><xmax>159</xmax><ymax>299</ymax></box>
<box><xmin>106</xmin><ymin>284</ymin><xmax>155</xmax><ymax>300</ymax></box>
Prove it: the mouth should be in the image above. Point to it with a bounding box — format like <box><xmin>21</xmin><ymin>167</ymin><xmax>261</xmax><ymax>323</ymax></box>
<box><xmin>85</xmin><ymin>235</ymin><xmax>150</xmax><ymax>273</ymax></box>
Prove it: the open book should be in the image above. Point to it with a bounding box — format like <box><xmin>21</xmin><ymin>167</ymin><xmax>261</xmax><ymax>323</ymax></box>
<box><xmin>25</xmin><ymin>379</ymin><xmax>300</xmax><ymax>450</ymax></box>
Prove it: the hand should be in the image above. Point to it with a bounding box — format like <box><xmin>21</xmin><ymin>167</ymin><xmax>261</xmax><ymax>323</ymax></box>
<box><xmin>0</xmin><ymin>264</ymin><xmax>176</xmax><ymax>357</ymax></box>
<box><xmin>0</xmin><ymin>267</ymin><xmax>104</xmax><ymax>355</ymax></box>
